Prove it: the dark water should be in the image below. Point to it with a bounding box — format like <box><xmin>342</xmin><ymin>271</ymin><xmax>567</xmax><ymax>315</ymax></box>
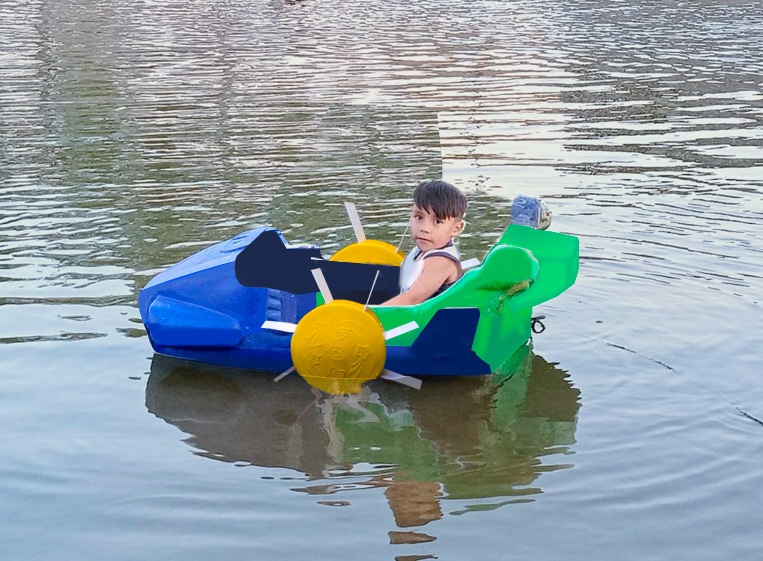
<box><xmin>2</xmin><ymin>0</ymin><xmax>762</xmax><ymax>559</ymax></box>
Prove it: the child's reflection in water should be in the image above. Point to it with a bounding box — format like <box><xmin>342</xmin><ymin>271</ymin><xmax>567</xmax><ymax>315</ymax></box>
<box><xmin>146</xmin><ymin>351</ymin><xmax>579</xmax><ymax>539</ymax></box>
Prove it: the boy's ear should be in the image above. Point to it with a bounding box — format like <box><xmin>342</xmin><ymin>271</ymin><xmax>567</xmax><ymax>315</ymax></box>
<box><xmin>453</xmin><ymin>219</ymin><xmax>465</xmax><ymax>237</ymax></box>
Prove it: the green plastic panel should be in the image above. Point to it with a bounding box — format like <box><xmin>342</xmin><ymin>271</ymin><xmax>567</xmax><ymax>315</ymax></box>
<box><xmin>315</xmin><ymin>225</ymin><xmax>580</xmax><ymax>373</ymax></box>
<box><xmin>371</xmin><ymin>244</ymin><xmax>539</xmax><ymax>370</ymax></box>
<box><xmin>497</xmin><ymin>225</ymin><xmax>579</xmax><ymax>311</ymax></box>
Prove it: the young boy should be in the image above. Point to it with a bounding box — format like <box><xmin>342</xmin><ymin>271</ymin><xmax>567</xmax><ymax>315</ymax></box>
<box><xmin>382</xmin><ymin>180</ymin><xmax>466</xmax><ymax>306</ymax></box>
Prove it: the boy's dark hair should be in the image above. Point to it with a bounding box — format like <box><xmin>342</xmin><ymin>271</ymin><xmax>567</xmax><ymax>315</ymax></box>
<box><xmin>413</xmin><ymin>180</ymin><xmax>467</xmax><ymax>220</ymax></box>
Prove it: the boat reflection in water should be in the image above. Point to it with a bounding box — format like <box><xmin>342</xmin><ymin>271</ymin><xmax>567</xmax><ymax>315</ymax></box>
<box><xmin>146</xmin><ymin>345</ymin><xmax>580</xmax><ymax>540</ymax></box>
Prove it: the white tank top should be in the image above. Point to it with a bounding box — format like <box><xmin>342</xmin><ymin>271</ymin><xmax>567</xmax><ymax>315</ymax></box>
<box><xmin>399</xmin><ymin>241</ymin><xmax>462</xmax><ymax>295</ymax></box>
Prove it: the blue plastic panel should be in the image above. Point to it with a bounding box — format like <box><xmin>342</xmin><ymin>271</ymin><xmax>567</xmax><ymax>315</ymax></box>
<box><xmin>385</xmin><ymin>308</ymin><xmax>491</xmax><ymax>376</ymax></box>
<box><xmin>147</xmin><ymin>296</ymin><xmax>242</xmax><ymax>348</ymax></box>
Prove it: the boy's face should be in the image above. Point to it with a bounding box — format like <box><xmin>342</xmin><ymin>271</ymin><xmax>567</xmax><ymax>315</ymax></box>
<box><xmin>410</xmin><ymin>204</ymin><xmax>465</xmax><ymax>253</ymax></box>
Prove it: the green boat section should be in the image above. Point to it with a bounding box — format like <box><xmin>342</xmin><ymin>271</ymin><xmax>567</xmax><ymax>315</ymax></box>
<box><xmin>372</xmin><ymin>225</ymin><xmax>579</xmax><ymax>371</ymax></box>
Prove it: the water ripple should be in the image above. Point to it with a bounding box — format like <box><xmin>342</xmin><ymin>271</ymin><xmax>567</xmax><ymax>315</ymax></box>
<box><xmin>2</xmin><ymin>1</ymin><xmax>763</xmax><ymax>559</ymax></box>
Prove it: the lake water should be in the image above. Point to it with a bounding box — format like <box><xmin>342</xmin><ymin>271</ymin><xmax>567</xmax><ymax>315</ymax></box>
<box><xmin>2</xmin><ymin>0</ymin><xmax>762</xmax><ymax>559</ymax></box>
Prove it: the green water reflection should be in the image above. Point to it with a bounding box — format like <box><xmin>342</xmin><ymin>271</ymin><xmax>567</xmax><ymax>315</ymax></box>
<box><xmin>146</xmin><ymin>345</ymin><xmax>579</xmax><ymax>530</ymax></box>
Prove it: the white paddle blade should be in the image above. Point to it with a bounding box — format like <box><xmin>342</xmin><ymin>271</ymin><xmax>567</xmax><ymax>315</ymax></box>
<box><xmin>311</xmin><ymin>268</ymin><xmax>334</xmax><ymax>304</ymax></box>
<box><xmin>261</xmin><ymin>320</ymin><xmax>298</xmax><ymax>333</ymax></box>
<box><xmin>363</xmin><ymin>270</ymin><xmax>381</xmax><ymax>311</ymax></box>
<box><xmin>345</xmin><ymin>201</ymin><xmax>366</xmax><ymax>244</ymax></box>
<box><xmin>384</xmin><ymin>320</ymin><xmax>419</xmax><ymax>341</ymax></box>
<box><xmin>395</xmin><ymin>219</ymin><xmax>410</xmax><ymax>253</ymax></box>
<box><xmin>274</xmin><ymin>365</ymin><xmax>295</xmax><ymax>382</ymax></box>
<box><xmin>380</xmin><ymin>370</ymin><xmax>422</xmax><ymax>390</ymax></box>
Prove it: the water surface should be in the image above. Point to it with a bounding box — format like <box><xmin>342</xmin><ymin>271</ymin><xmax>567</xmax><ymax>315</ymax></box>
<box><xmin>2</xmin><ymin>0</ymin><xmax>762</xmax><ymax>559</ymax></box>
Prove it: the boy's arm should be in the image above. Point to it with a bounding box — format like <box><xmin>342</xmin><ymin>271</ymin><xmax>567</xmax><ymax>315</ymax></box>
<box><xmin>381</xmin><ymin>256</ymin><xmax>458</xmax><ymax>306</ymax></box>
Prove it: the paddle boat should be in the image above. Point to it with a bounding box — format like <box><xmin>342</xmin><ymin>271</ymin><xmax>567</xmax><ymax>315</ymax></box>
<box><xmin>138</xmin><ymin>197</ymin><xmax>579</xmax><ymax>393</ymax></box>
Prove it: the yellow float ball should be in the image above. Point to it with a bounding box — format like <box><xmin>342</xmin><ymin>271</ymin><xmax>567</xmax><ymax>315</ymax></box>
<box><xmin>291</xmin><ymin>300</ymin><xmax>386</xmax><ymax>394</ymax></box>
<box><xmin>330</xmin><ymin>240</ymin><xmax>404</xmax><ymax>266</ymax></box>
